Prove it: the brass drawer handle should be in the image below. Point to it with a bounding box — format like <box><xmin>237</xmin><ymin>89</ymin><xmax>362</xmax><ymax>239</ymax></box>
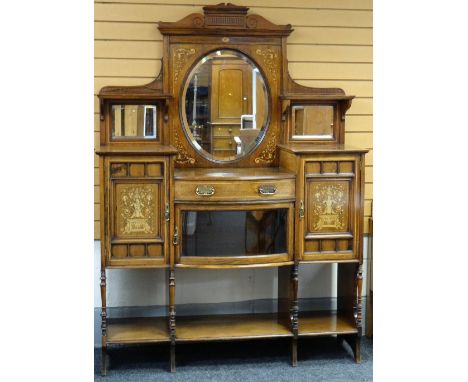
<box><xmin>195</xmin><ymin>185</ymin><xmax>215</xmax><ymax>196</ymax></box>
<box><xmin>258</xmin><ymin>184</ymin><xmax>277</xmax><ymax>195</ymax></box>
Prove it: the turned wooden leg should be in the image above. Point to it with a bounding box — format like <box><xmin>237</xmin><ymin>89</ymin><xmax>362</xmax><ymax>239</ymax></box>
<box><xmin>354</xmin><ymin>335</ymin><xmax>361</xmax><ymax>364</ymax></box>
<box><xmin>169</xmin><ymin>269</ymin><xmax>176</xmax><ymax>372</ymax></box>
<box><xmin>100</xmin><ymin>270</ymin><xmax>108</xmax><ymax>376</ymax></box>
<box><xmin>291</xmin><ymin>264</ymin><xmax>299</xmax><ymax>367</ymax></box>
<box><xmin>342</xmin><ymin>334</ymin><xmax>361</xmax><ymax>364</ymax></box>
<box><xmin>292</xmin><ymin>337</ymin><xmax>298</xmax><ymax>367</ymax></box>
<box><xmin>101</xmin><ymin>346</ymin><xmax>107</xmax><ymax>376</ymax></box>
<box><xmin>170</xmin><ymin>341</ymin><xmax>176</xmax><ymax>372</ymax></box>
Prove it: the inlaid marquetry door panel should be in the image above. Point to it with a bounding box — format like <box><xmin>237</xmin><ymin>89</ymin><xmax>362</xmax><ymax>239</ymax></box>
<box><xmin>105</xmin><ymin>157</ymin><xmax>169</xmax><ymax>267</ymax></box>
<box><xmin>299</xmin><ymin>155</ymin><xmax>363</xmax><ymax>261</ymax></box>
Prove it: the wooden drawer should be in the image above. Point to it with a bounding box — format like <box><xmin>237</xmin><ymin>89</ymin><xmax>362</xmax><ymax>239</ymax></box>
<box><xmin>175</xmin><ymin>178</ymin><xmax>295</xmax><ymax>202</ymax></box>
<box><xmin>212</xmin><ymin>126</ymin><xmax>241</xmax><ymax>137</ymax></box>
<box><xmin>212</xmin><ymin>137</ymin><xmax>236</xmax><ymax>150</ymax></box>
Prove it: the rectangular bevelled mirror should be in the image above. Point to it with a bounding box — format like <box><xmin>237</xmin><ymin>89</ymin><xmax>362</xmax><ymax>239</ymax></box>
<box><xmin>111</xmin><ymin>105</ymin><xmax>157</xmax><ymax>139</ymax></box>
<box><xmin>292</xmin><ymin>105</ymin><xmax>334</xmax><ymax>140</ymax></box>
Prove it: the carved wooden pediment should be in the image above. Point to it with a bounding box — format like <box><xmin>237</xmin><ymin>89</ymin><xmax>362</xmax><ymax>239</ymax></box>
<box><xmin>158</xmin><ymin>2</ymin><xmax>292</xmax><ymax>36</ymax></box>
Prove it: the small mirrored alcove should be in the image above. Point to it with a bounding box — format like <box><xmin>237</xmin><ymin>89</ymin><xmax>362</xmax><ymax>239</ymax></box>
<box><xmin>292</xmin><ymin>105</ymin><xmax>334</xmax><ymax>140</ymax></box>
<box><xmin>111</xmin><ymin>104</ymin><xmax>157</xmax><ymax>140</ymax></box>
<box><xmin>181</xmin><ymin>49</ymin><xmax>270</xmax><ymax>163</ymax></box>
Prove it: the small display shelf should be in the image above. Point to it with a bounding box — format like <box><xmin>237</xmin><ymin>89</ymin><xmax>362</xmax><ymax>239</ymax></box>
<box><xmin>176</xmin><ymin>313</ymin><xmax>292</xmax><ymax>342</ymax></box>
<box><xmin>106</xmin><ymin>317</ymin><xmax>170</xmax><ymax>344</ymax></box>
<box><xmin>298</xmin><ymin>311</ymin><xmax>357</xmax><ymax>336</ymax></box>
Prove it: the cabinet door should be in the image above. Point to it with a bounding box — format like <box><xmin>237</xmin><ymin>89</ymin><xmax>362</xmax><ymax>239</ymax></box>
<box><xmin>105</xmin><ymin>158</ymin><xmax>169</xmax><ymax>267</ymax></box>
<box><xmin>299</xmin><ymin>156</ymin><xmax>363</xmax><ymax>261</ymax></box>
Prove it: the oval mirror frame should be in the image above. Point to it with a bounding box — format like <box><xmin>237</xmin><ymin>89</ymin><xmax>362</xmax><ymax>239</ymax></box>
<box><xmin>180</xmin><ymin>49</ymin><xmax>270</xmax><ymax>163</ymax></box>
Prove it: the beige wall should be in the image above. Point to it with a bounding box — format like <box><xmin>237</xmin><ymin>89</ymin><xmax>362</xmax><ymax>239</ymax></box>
<box><xmin>94</xmin><ymin>0</ymin><xmax>373</xmax><ymax>239</ymax></box>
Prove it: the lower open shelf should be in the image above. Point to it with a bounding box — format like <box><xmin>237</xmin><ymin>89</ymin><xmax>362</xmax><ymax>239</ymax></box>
<box><xmin>176</xmin><ymin>313</ymin><xmax>292</xmax><ymax>342</ymax></box>
<box><xmin>107</xmin><ymin>317</ymin><xmax>170</xmax><ymax>344</ymax></box>
<box><xmin>105</xmin><ymin>311</ymin><xmax>356</xmax><ymax>345</ymax></box>
<box><xmin>298</xmin><ymin>311</ymin><xmax>357</xmax><ymax>336</ymax></box>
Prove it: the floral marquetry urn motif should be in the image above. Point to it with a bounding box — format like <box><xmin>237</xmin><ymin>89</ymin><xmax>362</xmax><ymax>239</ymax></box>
<box><xmin>309</xmin><ymin>182</ymin><xmax>349</xmax><ymax>232</ymax></box>
<box><xmin>116</xmin><ymin>185</ymin><xmax>158</xmax><ymax>237</ymax></box>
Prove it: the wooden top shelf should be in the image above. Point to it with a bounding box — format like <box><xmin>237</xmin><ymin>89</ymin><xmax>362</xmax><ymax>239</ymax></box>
<box><xmin>174</xmin><ymin>167</ymin><xmax>296</xmax><ymax>181</ymax></box>
<box><xmin>280</xmin><ymin>94</ymin><xmax>354</xmax><ymax>101</ymax></box>
<box><xmin>278</xmin><ymin>143</ymin><xmax>368</xmax><ymax>154</ymax></box>
<box><xmin>106</xmin><ymin>317</ymin><xmax>170</xmax><ymax>344</ymax></box>
<box><xmin>176</xmin><ymin>313</ymin><xmax>292</xmax><ymax>342</ymax></box>
<box><xmin>96</xmin><ymin>145</ymin><xmax>178</xmax><ymax>156</ymax></box>
<box><xmin>298</xmin><ymin>311</ymin><xmax>357</xmax><ymax>336</ymax></box>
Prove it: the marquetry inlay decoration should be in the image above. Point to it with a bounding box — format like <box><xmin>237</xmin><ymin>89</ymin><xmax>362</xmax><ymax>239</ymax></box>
<box><xmin>116</xmin><ymin>184</ymin><xmax>158</xmax><ymax>236</ymax></box>
<box><xmin>310</xmin><ymin>182</ymin><xmax>349</xmax><ymax>232</ymax></box>
<box><xmin>255</xmin><ymin>48</ymin><xmax>278</xmax><ymax>84</ymax></box>
<box><xmin>174</xmin><ymin>132</ymin><xmax>196</xmax><ymax>165</ymax></box>
<box><xmin>254</xmin><ymin>133</ymin><xmax>277</xmax><ymax>164</ymax></box>
<box><xmin>173</xmin><ymin>48</ymin><xmax>196</xmax><ymax>83</ymax></box>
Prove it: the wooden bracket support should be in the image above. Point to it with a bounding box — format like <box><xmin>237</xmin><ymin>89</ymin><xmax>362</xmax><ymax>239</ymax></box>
<box><xmin>281</xmin><ymin>99</ymin><xmax>291</xmax><ymax>122</ymax></box>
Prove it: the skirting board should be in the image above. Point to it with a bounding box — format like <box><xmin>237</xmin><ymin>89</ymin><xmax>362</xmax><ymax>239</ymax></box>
<box><xmin>94</xmin><ymin>297</ymin><xmax>368</xmax><ymax>347</ymax></box>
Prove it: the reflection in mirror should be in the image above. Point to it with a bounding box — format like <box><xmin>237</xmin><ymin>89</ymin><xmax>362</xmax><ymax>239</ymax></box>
<box><xmin>181</xmin><ymin>209</ymin><xmax>287</xmax><ymax>257</ymax></box>
<box><xmin>292</xmin><ymin>105</ymin><xmax>334</xmax><ymax>139</ymax></box>
<box><xmin>112</xmin><ymin>105</ymin><xmax>157</xmax><ymax>139</ymax></box>
<box><xmin>182</xmin><ymin>50</ymin><xmax>269</xmax><ymax>162</ymax></box>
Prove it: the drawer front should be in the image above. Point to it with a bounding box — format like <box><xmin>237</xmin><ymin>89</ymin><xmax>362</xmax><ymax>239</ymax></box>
<box><xmin>212</xmin><ymin>126</ymin><xmax>241</xmax><ymax>137</ymax></box>
<box><xmin>212</xmin><ymin>137</ymin><xmax>236</xmax><ymax>150</ymax></box>
<box><xmin>105</xmin><ymin>158</ymin><xmax>169</xmax><ymax>267</ymax></box>
<box><xmin>175</xmin><ymin>178</ymin><xmax>295</xmax><ymax>202</ymax></box>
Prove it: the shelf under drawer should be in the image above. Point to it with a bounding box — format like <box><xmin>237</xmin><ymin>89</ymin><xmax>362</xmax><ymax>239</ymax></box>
<box><xmin>106</xmin><ymin>317</ymin><xmax>170</xmax><ymax>344</ymax></box>
<box><xmin>176</xmin><ymin>313</ymin><xmax>292</xmax><ymax>342</ymax></box>
<box><xmin>298</xmin><ymin>311</ymin><xmax>357</xmax><ymax>336</ymax></box>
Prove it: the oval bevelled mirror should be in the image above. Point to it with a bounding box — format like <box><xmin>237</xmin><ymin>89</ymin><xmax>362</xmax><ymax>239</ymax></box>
<box><xmin>181</xmin><ymin>49</ymin><xmax>270</xmax><ymax>162</ymax></box>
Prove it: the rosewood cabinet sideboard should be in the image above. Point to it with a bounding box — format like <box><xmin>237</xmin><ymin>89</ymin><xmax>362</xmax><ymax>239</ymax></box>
<box><xmin>96</xmin><ymin>3</ymin><xmax>367</xmax><ymax>374</ymax></box>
